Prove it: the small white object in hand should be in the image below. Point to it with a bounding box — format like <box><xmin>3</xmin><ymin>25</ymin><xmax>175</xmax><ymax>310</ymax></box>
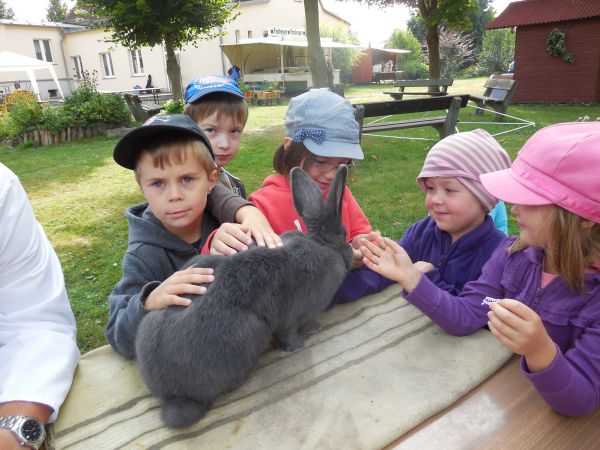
<box><xmin>482</xmin><ymin>296</ymin><xmax>501</xmax><ymax>306</ymax></box>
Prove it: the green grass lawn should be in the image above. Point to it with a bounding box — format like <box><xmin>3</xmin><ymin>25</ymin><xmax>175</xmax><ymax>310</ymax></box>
<box><xmin>2</xmin><ymin>79</ymin><xmax>599</xmax><ymax>352</ymax></box>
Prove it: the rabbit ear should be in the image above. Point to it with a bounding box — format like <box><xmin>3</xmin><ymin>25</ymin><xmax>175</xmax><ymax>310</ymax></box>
<box><xmin>290</xmin><ymin>167</ymin><xmax>324</xmax><ymax>222</ymax></box>
<box><xmin>324</xmin><ymin>164</ymin><xmax>348</xmax><ymax>225</ymax></box>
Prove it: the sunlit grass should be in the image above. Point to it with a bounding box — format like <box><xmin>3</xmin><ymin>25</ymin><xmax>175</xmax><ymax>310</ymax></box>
<box><xmin>1</xmin><ymin>79</ymin><xmax>599</xmax><ymax>352</ymax></box>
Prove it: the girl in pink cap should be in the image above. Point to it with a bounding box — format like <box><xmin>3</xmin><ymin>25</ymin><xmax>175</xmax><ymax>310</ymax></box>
<box><xmin>361</xmin><ymin>122</ymin><xmax>600</xmax><ymax>416</ymax></box>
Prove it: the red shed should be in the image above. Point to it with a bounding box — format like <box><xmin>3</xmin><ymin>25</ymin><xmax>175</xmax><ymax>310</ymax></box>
<box><xmin>488</xmin><ymin>0</ymin><xmax>600</xmax><ymax>103</ymax></box>
<box><xmin>351</xmin><ymin>47</ymin><xmax>409</xmax><ymax>84</ymax></box>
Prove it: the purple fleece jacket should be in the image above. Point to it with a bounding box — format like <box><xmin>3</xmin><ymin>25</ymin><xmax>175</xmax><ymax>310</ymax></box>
<box><xmin>406</xmin><ymin>236</ymin><xmax>600</xmax><ymax>417</ymax></box>
<box><xmin>333</xmin><ymin>215</ymin><xmax>505</xmax><ymax>304</ymax></box>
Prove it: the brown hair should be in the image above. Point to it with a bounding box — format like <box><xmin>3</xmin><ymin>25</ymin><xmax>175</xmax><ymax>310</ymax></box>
<box><xmin>508</xmin><ymin>206</ymin><xmax>600</xmax><ymax>293</ymax></box>
<box><xmin>273</xmin><ymin>140</ymin><xmax>314</xmax><ymax>175</ymax></box>
<box><xmin>184</xmin><ymin>92</ymin><xmax>248</xmax><ymax>128</ymax></box>
<box><xmin>134</xmin><ymin>136</ymin><xmax>216</xmax><ymax>182</ymax></box>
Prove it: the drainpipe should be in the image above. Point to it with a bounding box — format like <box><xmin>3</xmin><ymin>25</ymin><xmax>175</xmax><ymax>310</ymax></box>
<box><xmin>59</xmin><ymin>26</ymin><xmax>72</xmax><ymax>96</ymax></box>
<box><xmin>219</xmin><ymin>27</ymin><xmax>227</xmax><ymax>76</ymax></box>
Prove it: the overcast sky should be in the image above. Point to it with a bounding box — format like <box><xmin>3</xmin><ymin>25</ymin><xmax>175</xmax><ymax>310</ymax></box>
<box><xmin>5</xmin><ymin>0</ymin><xmax>514</xmax><ymax>47</ymax></box>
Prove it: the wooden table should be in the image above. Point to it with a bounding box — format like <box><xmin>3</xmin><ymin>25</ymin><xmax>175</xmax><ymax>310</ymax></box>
<box><xmin>388</xmin><ymin>356</ymin><xmax>600</xmax><ymax>449</ymax></box>
<box><xmin>99</xmin><ymin>87</ymin><xmax>162</xmax><ymax>103</ymax></box>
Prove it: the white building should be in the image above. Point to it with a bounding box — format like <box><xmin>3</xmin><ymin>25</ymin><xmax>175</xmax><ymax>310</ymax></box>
<box><xmin>0</xmin><ymin>0</ymin><xmax>349</xmax><ymax>101</ymax></box>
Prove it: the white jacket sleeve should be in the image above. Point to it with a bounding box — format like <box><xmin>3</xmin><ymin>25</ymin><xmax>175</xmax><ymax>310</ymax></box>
<box><xmin>0</xmin><ymin>163</ymin><xmax>80</xmax><ymax>423</ymax></box>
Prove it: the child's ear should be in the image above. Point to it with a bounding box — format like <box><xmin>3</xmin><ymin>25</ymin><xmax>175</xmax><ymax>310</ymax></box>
<box><xmin>283</xmin><ymin>137</ymin><xmax>293</xmax><ymax>150</ymax></box>
<box><xmin>581</xmin><ymin>219</ymin><xmax>595</xmax><ymax>230</ymax></box>
<box><xmin>208</xmin><ymin>168</ymin><xmax>218</xmax><ymax>191</ymax></box>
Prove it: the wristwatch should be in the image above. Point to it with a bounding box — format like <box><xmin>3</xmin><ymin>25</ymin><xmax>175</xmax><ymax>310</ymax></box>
<box><xmin>0</xmin><ymin>415</ymin><xmax>46</xmax><ymax>449</ymax></box>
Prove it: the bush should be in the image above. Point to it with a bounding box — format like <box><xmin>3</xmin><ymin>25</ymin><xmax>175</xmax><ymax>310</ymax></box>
<box><xmin>163</xmin><ymin>99</ymin><xmax>184</xmax><ymax>114</ymax></box>
<box><xmin>4</xmin><ymin>94</ymin><xmax>43</xmax><ymax>136</ymax></box>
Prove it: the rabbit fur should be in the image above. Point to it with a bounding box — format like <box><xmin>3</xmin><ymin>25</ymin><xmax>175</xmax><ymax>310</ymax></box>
<box><xmin>135</xmin><ymin>165</ymin><xmax>354</xmax><ymax>428</ymax></box>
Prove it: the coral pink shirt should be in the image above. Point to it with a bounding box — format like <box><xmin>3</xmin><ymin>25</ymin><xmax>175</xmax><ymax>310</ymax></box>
<box><xmin>249</xmin><ymin>174</ymin><xmax>371</xmax><ymax>242</ymax></box>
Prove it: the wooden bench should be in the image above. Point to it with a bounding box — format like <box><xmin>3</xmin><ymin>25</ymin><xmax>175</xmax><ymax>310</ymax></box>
<box><xmin>469</xmin><ymin>78</ymin><xmax>517</xmax><ymax>121</ymax></box>
<box><xmin>384</xmin><ymin>78</ymin><xmax>454</xmax><ymax>100</ymax></box>
<box><xmin>123</xmin><ymin>93</ymin><xmax>164</xmax><ymax>122</ymax></box>
<box><xmin>354</xmin><ymin>95</ymin><xmax>469</xmax><ymax>141</ymax></box>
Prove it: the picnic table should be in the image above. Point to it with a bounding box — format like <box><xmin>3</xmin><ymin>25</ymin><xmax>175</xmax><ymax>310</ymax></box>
<box><xmin>384</xmin><ymin>79</ymin><xmax>454</xmax><ymax>100</ymax></box>
<box><xmin>99</xmin><ymin>87</ymin><xmax>162</xmax><ymax>103</ymax></box>
<box><xmin>46</xmin><ymin>285</ymin><xmax>600</xmax><ymax>449</ymax></box>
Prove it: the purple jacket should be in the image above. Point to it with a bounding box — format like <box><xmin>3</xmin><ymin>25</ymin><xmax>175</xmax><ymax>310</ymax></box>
<box><xmin>333</xmin><ymin>215</ymin><xmax>505</xmax><ymax>304</ymax></box>
<box><xmin>407</xmin><ymin>236</ymin><xmax>600</xmax><ymax>416</ymax></box>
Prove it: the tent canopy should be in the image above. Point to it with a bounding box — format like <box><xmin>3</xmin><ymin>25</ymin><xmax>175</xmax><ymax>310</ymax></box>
<box><xmin>221</xmin><ymin>37</ymin><xmax>361</xmax><ymax>89</ymax></box>
<box><xmin>0</xmin><ymin>51</ymin><xmax>64</xmax><ymax>101</ymax></box>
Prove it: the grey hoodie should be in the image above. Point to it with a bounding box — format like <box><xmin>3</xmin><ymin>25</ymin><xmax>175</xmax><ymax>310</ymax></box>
<box><xmin>106</xmin><ymin>204</ymin><xmax>219</xmax><ymax>359</ymax></box>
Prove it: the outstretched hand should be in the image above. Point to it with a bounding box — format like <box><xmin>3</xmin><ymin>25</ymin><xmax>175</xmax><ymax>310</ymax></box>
<box><xmin>210</xmin><ymin>223</ymin><xmax>252</xmax><ymax>255</ymax></box>
<box><xmin>145</xmin><ymin>267</ymin><xmax>215</xmax><ymax>310</ymax></box>
<box><xmin>235</xmin><ymin>205</ymin><xmax>283</xmax><ymax>249</ymax></box>
<box><xmin>487</xmin><ymin>299</ymin><xmax>557</xmax><ymax>372</ymax></box>
<box><xmin>360</xmin><ymin>237</ymin><xmax>422</xmax><ymax>293</ymax></box>
<box><xmin>350</xmin><ymin>231</ymin><xmax>381</xmax><ymax>269</ymax></box>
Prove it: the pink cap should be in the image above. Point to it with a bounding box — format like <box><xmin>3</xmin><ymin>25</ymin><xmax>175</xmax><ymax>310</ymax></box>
<box><xmin>480</xmin><ymin>122</ymin><xmax>600</xmax><ymax>224</ymax></box>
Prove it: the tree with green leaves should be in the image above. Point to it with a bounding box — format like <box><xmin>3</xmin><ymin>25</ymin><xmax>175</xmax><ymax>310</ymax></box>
<box><xmin>479</xmin><ymin>28</ymin><xmax>515</xmax><ymax>74</ymax></box>
<box><xmin>320</xmin><ymin>24</ymin><xmax>361</xmax><ymax>84</ymax></box>
<box><xmin>346</xmin><ymin>0</ymin><xmax>475</xmax><ymax>84</ymax></box>
<box><xmin>304</xmin><ymin>0</ymin><xmax>330</xmax><ymax>88</ymax></box>
<box><xmin>47</xmin><ymin>0</ymin><xmax>68</xmax><ymax>22</ymax></box>
<box><xmin>79</xmin><ymin>0</ymin><xmax>236</xmax><ymax>101</ymax></box>
<box><xmin>0</xmin><ymin>0</ymin><xmax>15</xmax><ymax>19</ymax></box>
<box><xmin>385</xmin><ymin>28</ymin><xmax>428</xmax><ymax>79</ymax></box>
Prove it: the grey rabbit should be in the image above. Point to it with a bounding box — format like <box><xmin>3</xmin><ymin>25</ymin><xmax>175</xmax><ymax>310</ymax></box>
<box><xmin>135</xmin><ymin>165</ymin><xmax>353</xmax><ymax>428</ymax></box>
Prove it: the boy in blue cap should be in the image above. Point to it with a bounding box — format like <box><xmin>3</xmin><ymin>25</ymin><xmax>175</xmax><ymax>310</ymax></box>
<box><xmin>184</xmin><ymin>75</ymin><xmax>281</xmax><ymax>254</ymax></box>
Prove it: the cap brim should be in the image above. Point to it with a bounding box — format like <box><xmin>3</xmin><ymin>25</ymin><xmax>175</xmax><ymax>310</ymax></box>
<box><xmin>304</xmin><ymin>140</ymin><xmax>364</xmax><ymax>160</ymax></box>
<box><xmin>113</xmin><ymin>125</ymin><xmax>211</xmax><ymax>169</ymax></box>
<box><xmin>480</xmin><ymin>169</ymin><xmax>552</xmax><ymax>205</ymax></box>
<box><xmin>186</xmin><ymin>85</ymin><xmax>244</xmax><ymax>103</ymax></box>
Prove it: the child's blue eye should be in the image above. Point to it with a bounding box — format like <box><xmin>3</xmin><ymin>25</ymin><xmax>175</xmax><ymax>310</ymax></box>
<box><xmin>182</xmin><ymin>176</ymin><xmax>193</xmax><ymax>184</ymax></box>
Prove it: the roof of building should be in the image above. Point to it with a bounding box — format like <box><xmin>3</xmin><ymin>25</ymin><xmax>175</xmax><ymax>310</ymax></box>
<box><xmin>0</xmin><ymin>18</ymin><xmax>85</xmax><ymax>30</ymax></box>
<box><xmin>488</xmin><ymin>0</ymin><xmax>600</xmax><ymax>29</ymax></box>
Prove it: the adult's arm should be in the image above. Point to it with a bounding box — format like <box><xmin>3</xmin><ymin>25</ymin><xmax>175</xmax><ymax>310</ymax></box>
<box><xmin>0</xmin><ymin>165</ymin><xmax>80</xmax><ymax>424</ymax></box>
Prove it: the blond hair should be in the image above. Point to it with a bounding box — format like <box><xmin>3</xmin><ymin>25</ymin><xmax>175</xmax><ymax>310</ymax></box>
<box><xmin>134</xmin><ymin>136</ymin><xmax>216</xmax><ymax>183</ymax></box>
<box><xmin>184</xmin><ymin>92</ymin><xmax>248</xmax><ymax>128</ymax></box>
<box><xmin>509</xmin><ymin>206</ymin><xmax>600</xmax><ymax>293</ymax></box>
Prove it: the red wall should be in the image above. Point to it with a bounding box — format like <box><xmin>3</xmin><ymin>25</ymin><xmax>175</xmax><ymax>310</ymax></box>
<box><xmin>513</xmin><ymin>18</ymin><xmax>600</xmax><ymax>103</ymax></box>
<box><xmin>351</xmin><ymin>51</ymin><xmax>373</xmax><ymax>84</ymax></box>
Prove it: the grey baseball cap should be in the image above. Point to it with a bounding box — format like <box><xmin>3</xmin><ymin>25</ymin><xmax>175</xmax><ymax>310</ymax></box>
<box><xmin>285</xmin><ymin>88</ymin><xmax>364</xmax><ymax>160</ymax></box>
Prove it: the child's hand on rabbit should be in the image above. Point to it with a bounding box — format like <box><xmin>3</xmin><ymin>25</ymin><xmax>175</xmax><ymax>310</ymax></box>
<box><xmin>360</xmin><ymin>237</ymin><xmax>422</xmax><ymax>293</ymax></box>
<box><xmin>235</xmin><ymin>205</ymin><xmax>283</xmax><ymax>249</ymax></box>
<box><xmin>144</xmin><ymin>267</ymin><xmax>215</xmax><ymax>310</ymax></box>
<box><xmin>210</xmin><ymin>223</ymin><xmax>252</xmax><ymax>255</ymax></box>
<box><xmin>350</xmin><ymin>231</ymin><xmax>381</xmax><ymax>269</ymax></box>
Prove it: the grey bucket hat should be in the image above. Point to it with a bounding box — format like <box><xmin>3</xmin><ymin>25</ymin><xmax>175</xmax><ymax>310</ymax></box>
<box><xmin>285</xmin><ymin>88</ymin><xmax>364</xmax><ymax>160</ymax></box>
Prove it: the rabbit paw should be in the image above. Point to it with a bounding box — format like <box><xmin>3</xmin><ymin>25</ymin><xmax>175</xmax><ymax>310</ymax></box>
<box><xmin>276</xmin><ymin>331</ymin><xmax>305</xmax><ymax>352</ymax></box>
<box><xmin>299</xmin><ymin>319</ymin><xmax>321</xmax><ymax>336</ymax></box>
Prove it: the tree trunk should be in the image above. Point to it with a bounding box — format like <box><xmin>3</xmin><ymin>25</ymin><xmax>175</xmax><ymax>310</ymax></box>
<box><xmin>164</xmin><ymin>34</ymin><xmax>183</xmax><ymax>102</ymax></box>
<box><xmin>426</xmin><ymin>23</ymin><xmax>441</xmax><ymax>92</ymax></box>
<box><xmin>304</xmin><ymin>0</ymin><xmax>331</xmax><ymax>89</ymax></box>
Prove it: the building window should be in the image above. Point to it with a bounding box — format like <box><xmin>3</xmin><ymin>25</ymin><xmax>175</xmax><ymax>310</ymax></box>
<box><xmin>248</xmin><ymin>30</ymin><xmax>253</xmax><ymax>38</ymax></box>
<box><xmin>130</xmin><ymin>49</ymin><xmax>144</xmax><ymax>75</ymax></box>
<box><xmin>33</xmin><ymin>39</ymin><xmax>53</xmax><ymax>62</ymax></box>
<box><xmin>72</xmin><ymin>56</ymin><xmax>83</xmax><ymax>79</ymax></box>
<box><xmin>100</xmin><ymin>52</ymin><xmax>115</xmax><ymax>78</ymax></box>
<box><xmin>235</xmin><ymin>29</ymin><xmax>240</xmax><ymax>43</ymax></box>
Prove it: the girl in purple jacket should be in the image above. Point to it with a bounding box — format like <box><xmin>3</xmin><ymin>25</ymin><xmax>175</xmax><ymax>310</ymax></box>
<box><xmin>361</xmin><ymin>122</ymin><xmax>600</xmax><ymax>417</ymax></box>
<box><xmin>334</xmin><ymin>128</ymin><xmax>511</xmax><ymax>304</ymax></box>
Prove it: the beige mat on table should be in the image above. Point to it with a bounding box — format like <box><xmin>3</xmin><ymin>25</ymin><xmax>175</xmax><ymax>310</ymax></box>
<box><xmin>47</xmin><ymin>285</ymin><xmax>512</xmax><ymax>450</ymax></box>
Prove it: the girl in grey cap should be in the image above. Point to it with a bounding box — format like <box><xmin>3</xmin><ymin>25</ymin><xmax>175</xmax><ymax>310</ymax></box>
<box><xmin>246</xmin><ymin>88</ymin><xmax>380</xmax><ymax>269</ymax></box>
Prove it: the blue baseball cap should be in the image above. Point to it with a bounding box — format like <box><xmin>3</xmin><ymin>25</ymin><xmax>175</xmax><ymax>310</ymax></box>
<box><xmin>184</xmin><ymin>75</ymin><xmax>244</xmax><ymax>104</ymax></box>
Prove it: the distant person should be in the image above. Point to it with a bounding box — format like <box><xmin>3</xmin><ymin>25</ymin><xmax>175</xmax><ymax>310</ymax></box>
<box><xmin>0</xmin><ymin>163</ymin><xmax>79</xmax><ymax>450</ymax></box>
<box><xmin>361</xmin><ymin>122</ymin><xmax>600</xmax><ymax>417</ymax></box>
<box><xmin>227</xmin><ymin>66</ymin><xmax>241</xmax><ymax>85</ymax></box>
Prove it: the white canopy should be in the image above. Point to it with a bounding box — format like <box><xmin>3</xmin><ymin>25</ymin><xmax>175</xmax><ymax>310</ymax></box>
<box><xmin>221</xmin><ymin>37</ymin><xmax>361</xmax><ymax>90</ymax></box>
<box><xmin>0</xmin><ymin>51</ymin><xmax>64</xmax><ymax>101</ymax></box>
